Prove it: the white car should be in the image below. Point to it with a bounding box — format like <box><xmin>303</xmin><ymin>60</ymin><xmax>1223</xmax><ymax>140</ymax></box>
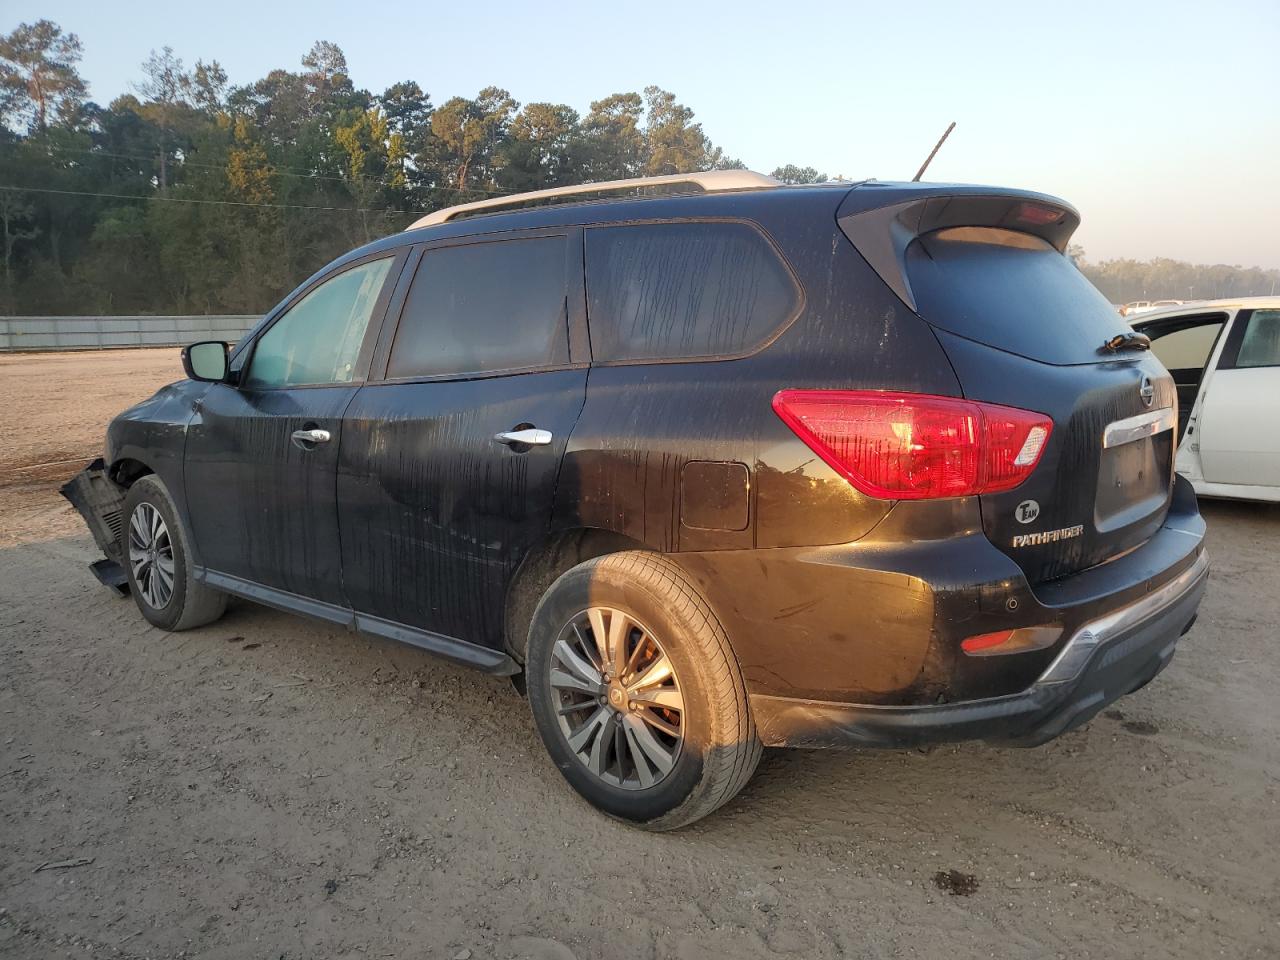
<box><xmin>1121</xmin><ymin>299</ymin><xmax>1183</xmax><ymax>317</ymax></box>
<box><xmin>1131</xmin><ymin>297</ymin><xmax>1280</xmax><ymax>502</ymax></box>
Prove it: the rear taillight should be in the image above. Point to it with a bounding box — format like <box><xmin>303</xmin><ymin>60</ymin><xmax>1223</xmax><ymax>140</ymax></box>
<box><xmin>771</xmin><ymin>390</ymin><xmax>1052</xmax><ymax>500</ymax></box>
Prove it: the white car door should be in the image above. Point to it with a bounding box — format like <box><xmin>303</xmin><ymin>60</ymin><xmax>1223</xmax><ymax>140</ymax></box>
<box><xmin>1197</xmin><ymin>307</ymin><xmax>1280</xmax><ymax>487</ymax></box>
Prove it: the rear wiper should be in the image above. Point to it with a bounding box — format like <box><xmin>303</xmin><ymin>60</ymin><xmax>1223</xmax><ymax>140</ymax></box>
<box><xmin>1101</xmin><ymin>331</ymin><xmax>1151</xmax><ymax>354</ymax></box>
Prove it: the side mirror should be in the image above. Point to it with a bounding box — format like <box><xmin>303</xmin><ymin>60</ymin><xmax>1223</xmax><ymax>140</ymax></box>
<box><xmin>182</xmin><ymin>340</ymin><xmax>230</xmax><ymax>382</ymax></box>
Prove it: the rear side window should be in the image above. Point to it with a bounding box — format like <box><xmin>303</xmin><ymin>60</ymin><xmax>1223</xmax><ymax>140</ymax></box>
<box><xmin>585</xmin><ymin>222</ymin><xmax>798</xmax><ymax>362</ymax></box>
<box><xmin>1235</xmin><ymin>309</ymin><xmax>1280</xmax><ymax>368</ymax></box>
<box><xmin>906</xmin><ymin>227</ymin><xmax>1130</xmax><ymax>366</ymax></box>
<box><xmin>387</xmin><ymin>236</ymin><xmax>569</xmax><ymax>379</ymax></box>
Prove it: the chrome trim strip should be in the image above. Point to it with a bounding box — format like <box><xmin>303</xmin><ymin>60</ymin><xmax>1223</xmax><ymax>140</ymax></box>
<box><xmin>1102</xmin><ymin>407</ymin><xmax>1176</xmax><ymax>448</ymax></box>
<box><xmin>1036</xmin><ymin>550</ymin><xmax>1209</xmax><ymax>685</ymax></box>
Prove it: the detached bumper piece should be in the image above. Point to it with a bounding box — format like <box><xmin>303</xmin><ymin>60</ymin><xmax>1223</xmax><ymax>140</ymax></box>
<box><xmin>60</xmin><ymin>458</ymin><xmax>130</xmax><ymax>598</ymax></box>
<box><xmin>752</xmin><ymin>550</ymin><xmax>1209</xmax><ymax>749</ymax></box>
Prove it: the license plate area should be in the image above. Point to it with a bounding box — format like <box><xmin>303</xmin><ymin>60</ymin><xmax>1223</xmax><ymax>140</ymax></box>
<box><xmin>1094</xmin><ymin>428</ymin><xmax>1173</xmax><ymax>533</ymax></box>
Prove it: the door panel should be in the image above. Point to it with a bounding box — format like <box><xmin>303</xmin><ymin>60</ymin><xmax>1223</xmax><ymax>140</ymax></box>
<box><xmin>337</xmin><ymin>371</ymin><xmax>588</xmax><ymax>646</ymax></box>
<box><xmin>183</xmin><ymin>253</ymin><xmax>403</xmax><ymax>602</ymax></box>
<box><xmin>1199</xmin><ymin>308</ymin><xmax>1280</xmax><ymax>487</ymax></box>
<box><xmin>1198</xmin><ymin>367</ymin><xmax>1280</xmax><ymax>486</ymax></box>
<box><xmin>186</xmin><ymin>384</ymin><xmax>354</xmax><ymax>599</ymax></box>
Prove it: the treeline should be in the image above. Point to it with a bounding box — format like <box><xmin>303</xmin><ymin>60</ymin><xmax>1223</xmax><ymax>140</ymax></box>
<box><xmin>1</xmin><ymin>20</ymin><xmax>1274</xmax><ymax>317</ymax></box>
<box><xmin>1071</xmin><ymin>250</ymin><xmax>1278</xmax><ymax>306</ymax></box>
<box><xmin>0</xmin><ymin>21</ymin><xmax>832</xmax><ymax>316</ymax></box>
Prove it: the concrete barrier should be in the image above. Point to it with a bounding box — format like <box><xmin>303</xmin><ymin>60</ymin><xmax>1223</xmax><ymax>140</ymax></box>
<box><xmin>0</xmin><ymin>316</ymin><xmax>259</xmax><ymax>352</ymax></box>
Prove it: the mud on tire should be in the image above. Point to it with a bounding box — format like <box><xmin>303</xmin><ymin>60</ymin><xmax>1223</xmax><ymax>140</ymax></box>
<box><xmin>121</xmin><ymin>475</ymin><xmax>227</xmax><ymax>631</ymax></box>
<box><xmin>525</xmin><ymin>551</ymin><xmax>761</xmax><ymax>830</ymax></box>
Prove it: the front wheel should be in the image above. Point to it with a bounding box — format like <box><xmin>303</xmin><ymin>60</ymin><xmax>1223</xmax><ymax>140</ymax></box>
<box><xmin>121</xmin><ymin>475</ymin><xmax>227</xmax><ymax>631</ymax></box>
<box><xmin>526</xmin><ymin>551</ymin><xmax>761</xmax><ymax>830</ymax></box>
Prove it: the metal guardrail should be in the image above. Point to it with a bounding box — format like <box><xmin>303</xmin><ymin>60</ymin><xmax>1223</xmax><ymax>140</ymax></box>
<box><xmin>0</xmin><ymin>315</ymin><xmax>259</xmax><ymax>352</ymax></box>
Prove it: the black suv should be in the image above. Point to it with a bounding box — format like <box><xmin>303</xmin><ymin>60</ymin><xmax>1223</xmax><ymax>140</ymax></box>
<box><xmin>65</xmin><ymin>172</ymin><xmax>1208</xmax><ymax>829</ymax></box>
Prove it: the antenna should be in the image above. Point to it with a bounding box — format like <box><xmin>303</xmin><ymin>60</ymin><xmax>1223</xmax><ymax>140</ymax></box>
<box><xmin>912</xmin><ymin>121</ymin><xmax>956</xmax><ymax>182</ymax></box>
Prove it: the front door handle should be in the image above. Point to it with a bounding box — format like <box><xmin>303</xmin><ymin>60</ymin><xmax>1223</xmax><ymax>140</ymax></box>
<box><xmin>493</xmin><ymin>428</ymin><xmax>553</xmax><ymax>447</ymax></box>
<box><xmin>291</xmin><ymin>428</ymin><xmax>331</xmax><ymax>449</ymax></box>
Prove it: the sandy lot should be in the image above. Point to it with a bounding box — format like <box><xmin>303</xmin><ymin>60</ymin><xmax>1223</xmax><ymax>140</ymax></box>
<box><xmin>1</xmin><ymin>349</ymin><xmax>1277</xmax><ymax>960</ymax></box>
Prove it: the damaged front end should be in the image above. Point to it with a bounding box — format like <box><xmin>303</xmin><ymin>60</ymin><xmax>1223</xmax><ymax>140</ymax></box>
<box><xmin>60</xmin><ymin>458</ymin><xmax>130</xmax><ymax>597</ymax></box>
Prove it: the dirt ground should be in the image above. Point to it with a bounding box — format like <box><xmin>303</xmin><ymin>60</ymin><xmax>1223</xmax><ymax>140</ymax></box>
<box><xmin>1</xmin><ymin>349</ymin><xmax>1277</xmax><ymax>960</ymax></box>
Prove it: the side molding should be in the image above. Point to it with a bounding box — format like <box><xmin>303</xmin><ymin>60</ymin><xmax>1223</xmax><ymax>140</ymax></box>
<box><xmin>197</xmin><ymin>568</ymin><xmax>520</xmax><ymax>675</ymax></box>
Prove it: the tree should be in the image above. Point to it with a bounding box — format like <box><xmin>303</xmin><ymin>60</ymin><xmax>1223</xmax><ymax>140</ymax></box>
<box><xmin>135</xmin><ymin>46</ymin><xmax>191</xmax><ymax>189</ymax></box>
<box><xmin>581</xmin><ymin>93</ymin><xmax>645</xmax><ymax>180</ymax></box>
<box><xmin>0</xmin><ymin>187</ymin><xmax>38</xmax><ymax>310</ymax></box>
<box><xmin>189</xmin><ymin>60</ymin><xmax>228</xmax><ymax>114</ymax></box>
<box><xmin>498</xmin><ymin>102</ymin><xmax>581</xmax><ymax>191</ymax></box>
<box><xmin>770</xmin><ymin>164</ymin><xmax>827</xmax><ymax>184</ymax></box>
<box><xmin>431</xmin><ymin>87</ymin><xmax>516</xmax><ymax>192</ymax></box>
<box><xmin>642</xmin><ymin>86</ymin><xmax>719</xmax><ymax>175</ymax></box>
<box><xmin>0</xmin><ymin>20</ymin><xmax>86</xmax><ymax>132</ymax></box>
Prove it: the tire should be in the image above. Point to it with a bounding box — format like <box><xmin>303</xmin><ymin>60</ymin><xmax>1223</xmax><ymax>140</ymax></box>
<box><xmin>121</xmin><ymin>475</ymin><xmax>227</xmax><ymax>631</ymax></box>
<box><xmin>526</xmin><ymin>551</ymin><xmax>761</xmax><ymax>830</ymax></box>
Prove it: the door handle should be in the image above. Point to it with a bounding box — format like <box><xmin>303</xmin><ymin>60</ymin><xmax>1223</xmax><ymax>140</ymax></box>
<box><xmin>493</xmin><ymin>428</ymin><xmax>553</xmax><ymax>447</ymax></box>
<box><xmin>291</xmin><ymin>428</ymin><xmax>331</xmax><ymax>449</ymax></box>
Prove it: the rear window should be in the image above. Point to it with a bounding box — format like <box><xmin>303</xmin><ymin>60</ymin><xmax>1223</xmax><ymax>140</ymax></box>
<box><xmin>387</xmin><ymin>236</ymin><xmax>568</xmax><ymax>379</ymax></box>
<box><xmin>1235</xmin><ymin>309</ymin><xmax>1280</xmax><ymax>368</ymax></box>
<box><xmin>905</xmin><ymin>227</ymin><xmax>1131</xmax><ymax>365</ymax></box>
<box><xmin>585</xmin><ymin>221</ymin><xmax>798</xmax><ymax>362</ymax></box>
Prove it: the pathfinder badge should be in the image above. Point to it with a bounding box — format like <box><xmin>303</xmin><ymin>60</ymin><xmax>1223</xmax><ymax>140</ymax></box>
<box><xmin>1013</xmin><ymin>525</ymin><xmax>1084</xmax><ymax>548</ymax></box>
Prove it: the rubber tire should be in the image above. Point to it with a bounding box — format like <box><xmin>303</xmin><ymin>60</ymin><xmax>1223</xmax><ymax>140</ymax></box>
<box><xmin>121</xmin><ymin>475</ymin><xmax>227</xmax><ymax>631</ymax></box>
<box><xmin>526</xmin><ymin>551</ymin><xmax>761</xmax><ymax>830</ymax></box>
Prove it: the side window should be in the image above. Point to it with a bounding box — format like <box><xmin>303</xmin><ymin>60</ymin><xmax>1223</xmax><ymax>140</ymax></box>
<box><xmin>1235</xmin><ymin>309</ymin><xmax>1280</xmax><ymax>368</ymax></box>
<box><xmin>387</xmin><ymin>236</ymin><xmax>569</xmax><ymax>379</ymax></box>
<box><xmin>585</xmin><ymin>222</ymin><xmax>799</xmax><ymax>363</ymax></box>
<box><xmin>1148</xmin><ymin>320</ymin><xmax>1224</xmax><ymax>371</ymax></box>
<box><xmin>246</xmin><ymin>258</ymin><xmax>393</xmax><ymax>389</ymax></box>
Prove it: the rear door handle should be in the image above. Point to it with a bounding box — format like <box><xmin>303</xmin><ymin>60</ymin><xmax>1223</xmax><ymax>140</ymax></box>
<box><xmin>493</xmin><ymin>428</ymin><xmax>553</xmax><ymax>447</ymax></box>
<box><xmin>291</xmin><ymin>428</ymin><xmax>331</xmax><ymax>449</ymax></box>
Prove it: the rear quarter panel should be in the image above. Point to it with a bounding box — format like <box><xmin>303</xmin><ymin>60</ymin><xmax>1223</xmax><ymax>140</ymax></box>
<box><xmin>554</xmin><ymin>191</ymin><xmax>962</xmax><ymax>552</ymax></box>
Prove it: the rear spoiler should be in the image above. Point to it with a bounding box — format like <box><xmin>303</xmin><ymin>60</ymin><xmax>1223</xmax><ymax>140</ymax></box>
<box><xmin>837</xmin><ymin>184</ymin><xmax>1081</xmax><ymax>311</ymax></box>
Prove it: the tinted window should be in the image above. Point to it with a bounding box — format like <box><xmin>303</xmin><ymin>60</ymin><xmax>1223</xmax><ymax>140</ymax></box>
<box><xmin>585</xmin><ymin>222</ymin><xmax>798</xmax><ymax>362</ymax></box>
<box><xmin>906</xmin><ymin>227</ymin><xmax>1131</xmax><ymax>365</ymax></box>
<box><xmin>1148</xmin><ymin>320</ymin><xmax>1223</xmax><ymax>371</ymax></box>
<box><xmin>246</xmin><ymin>258</ymin><xmax>392</xmax><ymax>389</ymax></box>
<box><xmin>387</xmin><ymin>236</ymin><xmax>568</xmax><ymax>379</ymax></box>
<box><xmin>1236</xmin><ymin>309</ymin><xmax>1280</xmax><ymax>368</ymax></box>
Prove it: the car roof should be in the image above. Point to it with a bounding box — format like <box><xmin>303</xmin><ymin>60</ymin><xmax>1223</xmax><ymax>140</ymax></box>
<box><xmin>1131</xmin><ymin>296</ymin><xmax>1280</xmax><ymax>324</ymax></box>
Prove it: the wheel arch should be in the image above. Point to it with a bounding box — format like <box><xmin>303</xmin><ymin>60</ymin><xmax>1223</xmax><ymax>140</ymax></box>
<box><xmin>109</xmin><ymin>456</ymin><xmax>154</xmax><ymax>487</ymax></box>
<box><xmin>504</xmin><ymin>527</ymin><xmax>653</xmax><ymax>665</ymax></box>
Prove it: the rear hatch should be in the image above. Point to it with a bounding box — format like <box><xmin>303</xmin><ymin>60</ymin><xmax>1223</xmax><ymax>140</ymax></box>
<box><xmin>838</xmin><ymin>185</ymin><xmax>1177</xmax><ymax>584</ymax></box>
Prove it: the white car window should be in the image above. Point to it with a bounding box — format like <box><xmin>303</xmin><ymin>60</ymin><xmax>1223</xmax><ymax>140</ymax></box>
<box><xmin>1149</xmin><ymin>323</ymin><xmax>1222</xmax><ymax>370</ymax></box>
<box><xmin>1236</xmin><ymin>309</ymin><xmax>1280</xmax><ymax>368</ymax></box>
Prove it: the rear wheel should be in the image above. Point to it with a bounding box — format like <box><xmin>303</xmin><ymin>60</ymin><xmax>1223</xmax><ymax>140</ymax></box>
<box><xmin>526</xmin><ymin>551</ymin><xmax>760</xmax><ymax>830</ymax></box>
<box><xmin>121</xmin><ymin>475</ymin><xmax>227</xmax><ymax>631</ymax></box>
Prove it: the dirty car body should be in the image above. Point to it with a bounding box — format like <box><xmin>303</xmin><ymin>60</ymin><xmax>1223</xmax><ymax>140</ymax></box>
<box><xmin>65</xmin><ymin>173</ymin><xmax>1209</xmax><ymax>828</ymax></box>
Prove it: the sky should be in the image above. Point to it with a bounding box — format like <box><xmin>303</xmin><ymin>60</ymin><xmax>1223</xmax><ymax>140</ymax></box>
<box><xmin>8</xmin><ymin>0</ymin><xmax>1280</xmax><ymax>269</ymax></box>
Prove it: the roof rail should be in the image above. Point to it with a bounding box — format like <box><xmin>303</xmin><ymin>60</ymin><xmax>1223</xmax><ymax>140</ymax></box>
<box><xmin>405</xmin><ymin>170</ymin><xmax>781</xmax><ymax>230</ymax></box>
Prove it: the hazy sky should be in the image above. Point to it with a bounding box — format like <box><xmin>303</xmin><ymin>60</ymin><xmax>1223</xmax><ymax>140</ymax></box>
<box><xmin>9</xmin><ymin>0</ymin><xmax>1279</xmax><ymax>268</ymax></box>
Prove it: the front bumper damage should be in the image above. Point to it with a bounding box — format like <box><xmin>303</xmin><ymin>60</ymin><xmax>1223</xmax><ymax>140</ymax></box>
<box><xmin>60</xmin><ymin>458</ymin><xmax>130</xmax><ymax>597</ymax></box>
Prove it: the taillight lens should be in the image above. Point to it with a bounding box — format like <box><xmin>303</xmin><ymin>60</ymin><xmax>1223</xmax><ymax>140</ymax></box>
<box><xmin>771</xmin><ymin>390</ymin><xmax>1052</xmax><ymax>500</ymax></box>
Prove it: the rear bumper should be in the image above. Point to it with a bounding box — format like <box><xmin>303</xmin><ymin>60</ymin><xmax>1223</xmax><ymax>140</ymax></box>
<box><xmin>751</xmin><ymin>548</ymin><xmax>1208</xmax><ymax>749</ymax></box>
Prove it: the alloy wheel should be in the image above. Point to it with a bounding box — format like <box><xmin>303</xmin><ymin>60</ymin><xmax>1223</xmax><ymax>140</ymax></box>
<box><xmin>128</xmin><ymin>502</ymin><xmax>175</xmax><ymax>609</ymax></box>
<box><xmin>548</xmin><ymin>606</ymin><xmax>684</xmax><ymax>790</ymax></box>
